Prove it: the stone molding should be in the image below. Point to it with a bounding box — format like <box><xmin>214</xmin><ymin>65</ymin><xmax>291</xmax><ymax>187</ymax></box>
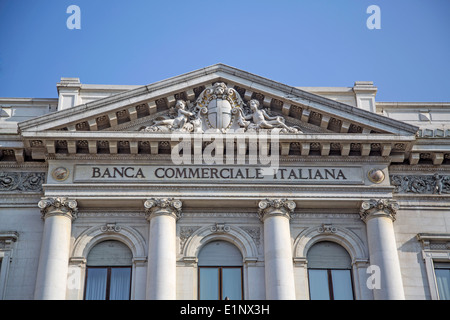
<box><xmin>293</xmin><ymin>224</ymin><xmax>369</xmax><ymax>264</ymax></box>
<box><xmin>144</xmin><ymin>198</ymin><xmax>182</xmax><ymax>220</ymax></box>
<box><xmin>416</xmin><ymin>233</ymin><xmax>450</xmax><ymax>251</ymax></box>
<box><xmin>359</xmin><ymin>199</ymin><xmax>399</xmax><ymax>222</ymax></box>
<box><xmin>258</xmin><ymin>198</ymin><xmax>296</xmax><ymax>221</ymax></box>
<box><xmin>181</xmin><ymin>224</ymin><xmax>259</xmax><ymax>260</ymax></box>
<box><xmin>0</xmin><ymin>231</ymin><xmax>19</xmax><ymax>250</ymax></box>
<box><xmin>37</xmin><ymin>197</ymin><xmax>78</xmax><ymax>221</ymax></box>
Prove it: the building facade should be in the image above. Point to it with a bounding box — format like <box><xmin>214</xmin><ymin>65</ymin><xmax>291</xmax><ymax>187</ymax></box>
<box><xmin>0</xmin><ymin>64</ymin><xmax>449</xmax><ymax>300</ymax></box>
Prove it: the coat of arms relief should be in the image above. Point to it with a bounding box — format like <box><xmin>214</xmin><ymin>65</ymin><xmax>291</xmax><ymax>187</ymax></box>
<box><xmin>140</xmin><ymin>82</ymin><xmax>302</xmax><ymax>134</ymax></box>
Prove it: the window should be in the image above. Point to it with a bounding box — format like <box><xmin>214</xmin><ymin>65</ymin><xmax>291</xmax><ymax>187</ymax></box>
<box><xmin>198</xmin><ymin>241</ymin><xmax>243</xmax><ymax>300</ymax></box>
<box><xmin>84</xmin><ymin>240</ymin><xmax>132</xmax><ymax>300</ymax></box>
<box><xmin>434</xmin><ymin>263</ymin><xmax>450</xmax><ymax>300</ymax></box>
<box><xmin>416</xmin><ymin>233</ymin><xmax>450</xmax><ymax>300</ymax></box>
<box><xmin>0</xmin><ymin>232</ymin><xmax>18</xmax><ymax>300</ymax></box>
<box><xmin>307</xmin><ymin>241</ymin><xmax>354</xmax><ymax>300</ymax></box>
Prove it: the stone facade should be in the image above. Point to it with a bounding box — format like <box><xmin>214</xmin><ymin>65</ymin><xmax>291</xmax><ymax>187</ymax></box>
<box><xmin>0</xmin><ymin>64</ymin><xmax>449</xmax><ymax>300</ymax></box>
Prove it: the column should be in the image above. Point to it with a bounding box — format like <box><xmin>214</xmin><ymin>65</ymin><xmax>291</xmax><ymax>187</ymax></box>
<box><xmin>34</xmin><ymin>197</ymin><xmax>78</xmax><ymax>300</ymax></box>
<box><xmin>360</xmin><ymin>199</ymin><xmax>405</xmax><ymax>300</ymax></box>
<box><xmin>144</xmin><ymin>198</ymin><xmax>182</xmax><ymax>300</ymax></box>
<box><xmin>258</xmin><ymin>199</ymin><xmax>296</xmax><ymax>300</ymax></box>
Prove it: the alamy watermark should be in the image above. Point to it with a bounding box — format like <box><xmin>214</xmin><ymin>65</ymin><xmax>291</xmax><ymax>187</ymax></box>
<box><xmin>66</xmin><ymin>5</ymin><xmax>81</xmax><ymax>30</ymax></box>
<box><xmin>170</xmin><ymin>130</ymin><xmax>281</xmax><ymax>176</ymax></box>
<box><xmin>367</xmin><ymin>5</ymin><xmax>381</xmax><ymax>30</ymax></box>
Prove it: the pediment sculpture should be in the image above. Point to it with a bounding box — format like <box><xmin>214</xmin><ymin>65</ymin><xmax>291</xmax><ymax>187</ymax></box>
<box><xmin>140</xmin><ymin>82</ymin><xmax>302</xmax><ymax>134</ymax></box>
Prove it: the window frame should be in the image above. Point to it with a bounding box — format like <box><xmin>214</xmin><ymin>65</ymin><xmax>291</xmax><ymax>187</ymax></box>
<box><xmin>417</xmin><ymin>233</ymin><xmax>450</xmax><ymax>300</ymax></box>
<box><xmin>84</xmin><ymin>265</ymin><xmax>132</xmax><ymax>300</ymax></box>
<box><xmin>0</xmin><ymin>232</ymin><xmax>18</xmax><ymax>300</ymax></box>
<box><xmin>434</xmin><ymin>263</ymin><xmax>450</xmax><ymax>300</ymax></box>
<box><xmin>308</xmin><ymin>267</ymin><xmax>355</xmax><ymax>300</ymax></box>
<box><xmin>198</xmin><ymin>266</ymin><xmax>244</xmax><ymax>300</ymax></box>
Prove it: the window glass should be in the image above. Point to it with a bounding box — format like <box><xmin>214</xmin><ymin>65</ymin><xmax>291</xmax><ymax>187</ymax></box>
<box><xmin>110</xmin><ymin>268</ymin><xmax>131</xmax><ymax>300</ymax></box>
<box><xmin>85</xmin><ymin>268</ymin><xmax>108</xmax><ymax>300</ymax></box>
<box><xmin>308</xmin><ymin>269</ymin><xmax>330</xmax><ymax>300</ymax></box>
<box><xmin>331</xmin><ymin>269</ymin><xmax>353</xmax><ymax>300</ymax></box>
<box><xmin>199</xmin><ymin>268</ymin><xmax>219</xmax><ymax>300</ymax></box>
<box><xmin>222</xmin><ymin>268</ymin><xmax>242</xmax><ymax>300</ymax></box>
<box><xmin>435</xmin><ymin>263</ymin><xmax>450</xmax><ymax>300</ymax></box>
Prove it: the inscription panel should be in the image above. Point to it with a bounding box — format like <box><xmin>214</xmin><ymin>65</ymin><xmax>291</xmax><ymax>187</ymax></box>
<box><xmin>73</xmin><ymin>165</ymin><xmax>364</xmax><ymax>185</ymax></box>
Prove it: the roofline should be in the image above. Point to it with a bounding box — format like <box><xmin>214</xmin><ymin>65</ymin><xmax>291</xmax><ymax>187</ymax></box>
<box><xmin>18</xmin><ymin>63</ymin><xmax>419</xmax><ymax>135</ymax></box>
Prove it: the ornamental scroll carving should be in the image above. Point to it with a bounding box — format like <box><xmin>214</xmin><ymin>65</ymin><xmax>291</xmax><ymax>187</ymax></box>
<box><xmin>38</xmin><ymin>197</ymin><xmax>78</xmax><ymax>220</ymax></box>
<box><xmin>140</xmin><ymin>82</ymin><xmax>301</xmax><ymax>134</ymax></box>
<box><xmin>258</xmin><ymin>198</ymin><xmax>296</xmax><ymax>220</ymax></box>
<box><xmin>359</xmin><ymin>199</ymin><xmax>399</xmax><ymax>222</ymax></box>
<box><xmin>0</xmin><ymin>172</ymin><xmax>45</xmax><ymax>192</ymax></box>
<box><xmin>144</xmin><ymin>198</ymin><xmax>183</xmax><ymax>220</ymax></box>
<box><xmin>390</xmin><ymin>173</ymin><xmax>450</xmax><ymax>195</ymax></box>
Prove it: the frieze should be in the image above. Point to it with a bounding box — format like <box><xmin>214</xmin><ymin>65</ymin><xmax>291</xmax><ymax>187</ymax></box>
<box><xmin>390</xmin><ymin>173</ymin><xmax>450</xmax><ymax>194</ymax></box>
<box><xmin>0</xmin><ymin>172</ymin><xmax>45</xmax><ymax>192</ymax></box>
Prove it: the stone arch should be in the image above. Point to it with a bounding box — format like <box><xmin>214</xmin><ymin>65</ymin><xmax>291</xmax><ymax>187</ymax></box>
<box><xmin>183</xmin><ymin>224</ymin><xmax>259</xmax><ymax>261</ymax></box>
<box><xmin>293</xmin><ymin>225</ymin><xmax>368</xmax><ymax>263</ymax></box>
<box><xmin>72</xmin><ymin>224</ymin><xmax>147</xmax><ymax>260</ymax></box>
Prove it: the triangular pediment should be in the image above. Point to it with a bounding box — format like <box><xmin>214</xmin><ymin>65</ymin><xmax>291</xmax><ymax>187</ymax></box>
<box><xmin>19</xmin><ymin>64</ymin><xmax>417</xmax><ymax>136</ymax></box>
<box><xmin>18</xmin><ymin>64</ymin><xmax>419</xmax><ymax>160</ymax></box>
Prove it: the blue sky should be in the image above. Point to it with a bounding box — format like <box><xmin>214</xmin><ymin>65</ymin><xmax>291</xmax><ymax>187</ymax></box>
<box><xmin>0</xmin><ymin>0</ymin><xmax>449</xmax><ymax>102</ymax></box>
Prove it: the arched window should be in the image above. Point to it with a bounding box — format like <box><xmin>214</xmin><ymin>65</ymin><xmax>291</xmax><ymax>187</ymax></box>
<box><xmin>84</xmin><ymin>240</ymin><xmax>132</xmax><ymax>300</ymax></box>
<box><xmin>198</xmin><ymin>241</ymin><xmax>243</xmax><ymax>300</ymax></box>
<box><xmin>307</xmin><ymin>241</ymin><xmax>354</xmax><ymax>300</ymax></box>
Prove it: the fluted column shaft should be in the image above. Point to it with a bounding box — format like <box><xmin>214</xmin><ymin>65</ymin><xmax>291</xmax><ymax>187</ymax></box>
<box><xmin>34</xmin><ymin>197</ymin><xmax>78</xmax><ymax>300</ymax></box>
<box><xmin>360</xmin><ymin>199</ymin><xmax>405</xmax><ymax>300</ymax></box>
<box><xmin>144</xmin><ymin>198</ymin><xmax>182</xmax><ymax>300</ymax></box>
<box><xmin>259</xmin><ymin>199</ymin><xmax>296</xmax><ymax>300</ymax></box>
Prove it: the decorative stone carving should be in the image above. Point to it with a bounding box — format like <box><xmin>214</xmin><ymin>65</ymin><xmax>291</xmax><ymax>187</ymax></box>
<box><xmin>179</xmin><ymin>226</ymin><xmax>201</xmax><ymax>253</ymax></box>
<box><xmin>390</xmin><ymin>173</ymin><xmax>450</xmax><ymax>194</ymax></box>
<box><xmin>367</xmin><ymin>169</ymin><xmax>385</xmax><ymax>184</ymax></box>
<box><xmin>241</xmin><ymin>99</ymin><xmax>301</xmax><ymax>133</ymax></box>
<box><xmin>258</xmin><ymin>198</ymin><xmax>296</xmax><ymax>221</ymax></box>
<box><xmin>241</xmin><ymin>227</ymin><xmax>261</xmax><ymax>251</ymax></box>
<box><xmin>317</xmin><ymin>224</ymin><xmax>337</xmax><ymax>234</ymax></box>
<box><xmin>144</xmin><ymin>198</ymin><xmax>182</xmax><ymax>220</ymax></box>
<box><xmin>38</xmin><ymin>197</ymin><xmax>78</xmax><ymax>220</ymax></box>
<box><xmin>100</xmin><ymin>223</ymin><xmax>121</xmax><ymax>233</ymax></box>
<box><xmin>210</xmin><ymin>223</ymin><xmax>230</xmax><ymax>233</ymax></box>
<box><xmin>359</xmin><ymin>199</ymin><xmax>399</xmax><ymax>222</ymax></box>
<box><xmin>52</xmin><ymin>167</ymin><xmax>69</xmax><ymax>181</ymax></box>
<box><xmin>140</xmin><ymin>82</ymin><xmax>302</xmax><ymax>134</ymax></box>
<box><xmin>0</xmin><ymin>172</ymin><xmax>45</xmax><ymax>192</ymax></box>
<box><xmin>141</xmin><ymin>100</ymin><xmax>196</xmax><ymax>133</ymax></box>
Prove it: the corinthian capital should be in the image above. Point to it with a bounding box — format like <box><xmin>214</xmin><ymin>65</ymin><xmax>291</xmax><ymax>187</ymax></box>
<box><xmin>38</xmin><ymin>197</ymin><xmax>78</xmax><ymax>221</ymax></box>
<box><xmin>144</xmin><ymin>198</ymin><xmax>182</xmax><ymax>220</ymax></box>
<box><xmin>359</xmin><ymin>199</ymin><xmax>399</xmax><ymax>222</ymax></box>
<box><xmin>258</xmin><ymin>198</ymin><xmax>296</xmax><ymax>221</ymax></box>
